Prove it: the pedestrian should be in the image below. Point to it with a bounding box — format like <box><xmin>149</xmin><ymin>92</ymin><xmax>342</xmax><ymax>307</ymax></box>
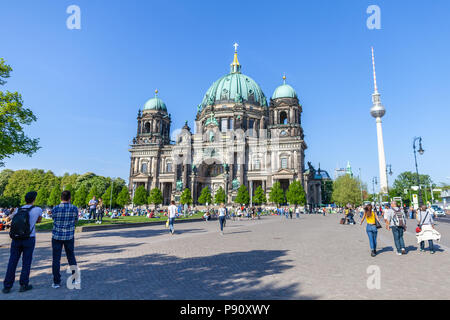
<box><xmin>96</xmin><ymin>198</ymin><xmax>104</xmax><ymax>224</ymax></box>
<box><xmin>289</xmin><ymin>207</ymin><xmax>293</xmax><ymax>219</ymax></box>
<box><xmin>384</xmin><ymin>201</ymin><xmax>407</xmax><ymax>255</ymax></box>
<box><xmin>168</xmin><ymin>200</ymin><xmax>177</xmax><ymax>235</ymax></box>
<box><xmin>360</xmin><ymin>204</ymin><xmax>382</xmax><ymax>257</ymax></box>
<box><xmin>218</xmin><ymin>203</ymin><xmax>226</xmax><ymax>235</ymax></box>
<box><xmin>295</xmin><ymin>206</ymin><xmax>300</xmax><ymax>219</ymax></box>
<box><xmin>2</xmin><ymin>191</ymin><xmax>42</xmax><ymax>294</ymax></box>
<box><xmin>416</xmin><ymin>205</ymin><xmax>440</xmax><ymax>254</ymax></box>
<box><xmin>50</xmin><ymin>190</ymin><xmax>79</xmax><ymax>289</ymax></box>
<box><xmin>88</xmin><ymin>196</ymin><xmax>98</xmax><ymax>220</ymax></box>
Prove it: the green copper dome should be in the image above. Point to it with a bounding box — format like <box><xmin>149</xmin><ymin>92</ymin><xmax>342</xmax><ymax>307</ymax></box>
<box><xmin>201</xmin><ymin>73</ymin><xmax>268</xmax><ymax>108</ymax></box>
<box><xmin>143</xmin><ymin>90</ymin><xmax>167</xmax><ymax>111</ymax></box>
<box><xmin>272</xmin><ymin>77</ymin><xmax>298</xmax><ymax>100</ymax></box>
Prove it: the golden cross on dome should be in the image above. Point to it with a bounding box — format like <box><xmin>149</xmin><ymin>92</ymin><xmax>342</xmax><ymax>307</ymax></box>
<box><xmin>233</xmin><ymin>42</ymin><xmax>239</xmax><ymax>52</ymax></box>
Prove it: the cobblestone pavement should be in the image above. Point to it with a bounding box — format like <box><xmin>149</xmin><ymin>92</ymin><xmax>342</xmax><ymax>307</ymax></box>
<box><xmin>0</xmin><ymin>213</ymin><xmax>449</xmax><ymax>300</ymax></box>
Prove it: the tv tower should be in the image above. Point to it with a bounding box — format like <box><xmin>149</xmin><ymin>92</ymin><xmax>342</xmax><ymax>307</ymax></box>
<box><xmin>370</xmin><ymin>47</ymin><xmax>388</xmax><ymax>194</ymax></box>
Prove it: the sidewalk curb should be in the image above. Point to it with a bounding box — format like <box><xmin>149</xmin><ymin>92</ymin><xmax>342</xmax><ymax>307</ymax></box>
<box><xmin>76</xmin><ymin>217</ymin><xmax>207</xmax><ymax>232</ymax></box>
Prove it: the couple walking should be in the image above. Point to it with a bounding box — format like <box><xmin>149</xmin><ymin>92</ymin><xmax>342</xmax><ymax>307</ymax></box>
<box><xmin>3</xmin><ymin>190</ymin><xmax>79</xmax><ymax>293</ymax></box>
<box><xmin>361</xmin><ymin>201</ymin><xmax>439</xmax><ymax>257</ymax></box>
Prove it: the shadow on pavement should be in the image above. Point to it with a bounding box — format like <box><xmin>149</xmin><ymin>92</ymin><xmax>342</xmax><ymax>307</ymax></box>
<box><xmin>87</xmin><ymin>228</ymin><xmax>205</xmax><ymax>239</ymax></box>
<box><xmin>0</xmin><ymin>248</ymin><xmax>317</xmax><ymax>300</ymax></box>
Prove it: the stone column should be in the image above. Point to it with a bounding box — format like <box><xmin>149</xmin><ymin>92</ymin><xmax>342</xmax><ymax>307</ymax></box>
<box><xmin>250</xmin><ymin>180</ymin><xmax>253</xmax><ymax>206</ymax></box>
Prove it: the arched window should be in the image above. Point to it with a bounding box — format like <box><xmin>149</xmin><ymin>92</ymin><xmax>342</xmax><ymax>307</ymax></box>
<box><xmin>145</xmin><ymin>122</ymin><xmax>151</xmax><ymax>133</ymax></box>
<box><xmin>166</xmin><ymin>162</ymin><xmax>172</xmax><ymax>173</ymax></box>
<box><xmin>141</xmin><ymin>163</ymin><xmax>148</xmax><ymax>173</ymax></box>
<box><xmin>280</xmin><ymin>111</ymin><xmax>288</xmax><ymax>125</ymax></box>
<box><xmin>281</xmin><ymin>158</ymin><xmax>288</xmax><ymax>169</ymax></box>
<box><xmin>254</xmin><ymin>159</ymin><xmax>261</xmax><ymax>170</ymax></box>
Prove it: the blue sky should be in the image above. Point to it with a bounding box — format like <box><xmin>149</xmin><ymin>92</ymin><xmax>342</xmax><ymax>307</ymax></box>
<box><xmin>1</xmin><ymin>0</ymin><xmax>449</xmax><ymax>189</ymax></box>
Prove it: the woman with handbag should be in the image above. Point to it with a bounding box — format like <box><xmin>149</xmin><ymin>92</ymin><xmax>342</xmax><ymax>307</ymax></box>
<box><xmin>360</xmin><ymin>204</ymin><xmax>382</xmax><ymax>257</ymax></box>
<box><xmin>416</xmin><ymin>205</ymin><xmax>440</xmax><ymax>254</ymax></box>
<box><xmin>95</xmin><ymin>198</ymin><xmax>104</xmax><ymax>224</ymax></box>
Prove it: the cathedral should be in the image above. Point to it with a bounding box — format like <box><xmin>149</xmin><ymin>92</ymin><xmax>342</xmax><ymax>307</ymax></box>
<box><xmin>128</xmin><ymin>45</ymin><xmax>327</xmax><ymax>207</ymax></box>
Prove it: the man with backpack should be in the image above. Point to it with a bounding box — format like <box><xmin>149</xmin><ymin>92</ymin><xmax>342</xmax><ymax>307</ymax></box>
<box><xmin>384</xmin><ymin>201</ymin><xmax>407</xmax><ymax>255</ymax></box>
<box><xmin>2</xmin><ymin>191</ymin><xmax>42</xmax><ymax>294</ymax></box>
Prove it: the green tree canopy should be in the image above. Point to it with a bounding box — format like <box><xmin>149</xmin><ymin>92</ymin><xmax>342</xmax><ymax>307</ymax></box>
<box><xmin>116</xmin><ymin>186</ymin><xmax>131</xmax><ymax>208</ymax></box>
<box><xmin>0</xmin><ymin>169</ymin><xmax>14</xmax><ymax>196</ymax></box>
<box><xmin>332</xmin><ymin>174</ymin><xmax>362</xmax><ymax>207</ymax></box>
<box><xmin>133</xmin><ymin>185</ymin><xmax>148</xmax><ymax>206</ymax></box>
<box><xmin>102</xmin><ymin>185</ymin><xmax>115</xmax><ymax>209</ymax></box>
<box><xmin>198</xmin><ymin>187</ymin><xmax>212</xmax><ymax>205</ymax></box>
<box><xmin>391</xmin><ymin>171</ymin><xmax>432</xmax><ymax>202</ymax></box>
<box><xmin>321</xmin><ymin>180</ymin><xmax>334</xmax><ymax>204</ymax></box>
<box><xmin>148</xmin><ymin>188</ymin><xmax>163</xmax><ymax>207</ymax></box>
<box><xmin>253</xmin><ymin>186</ymin><xmax>267</xmax><ymax>205</ymax></box>
<box><xmin>34</xmin><ymin>187</ymin><xmax>49</xmax><ymax>207</ymax></box>
<box><xmin>286</xmin><ymin>180</ymin><xmax>306</xmax><ymax>207</ymax></box>
<box><xmin>180</xmin><ymin>188</ymin><xmax>192</xmax><ymax>205</ymax></box>
<box><xmin>235</xmin><ymin>185</ymin><xmax>250</xmax><ymax>205</ymax></box>
<box><xmin>0</xmin><ymin>58</ymin><xmax>40</xmax><ymax>166</ymax></box>
<box><xmin>269</xmin><ymin>182</ymin><xmax>285</xmax><ymax>206</ymax></box>
<box><xmin>214</xmin><ymin>186</ymin><xmax>226</xmax><ymax>204</ymax></box>
<box><xmin>86</xmin><ymin>185</ymin><xmax>99</xmax><ymax>204</ymax></box>
<box><xmin>73</xmin><ymin>184</ymin><xmax>88</xmax><ymax>208</ymax></box>
<box><xmin>48</xmin><ymin>185</ymin><xmax>62</xmax><ymax>207</ymax></box>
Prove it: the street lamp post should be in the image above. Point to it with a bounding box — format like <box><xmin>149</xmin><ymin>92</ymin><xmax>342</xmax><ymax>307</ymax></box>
<box><xmin>359</xmin><ymin>168</ymin><xmax>363</xmax><ymax>203</ymax></box>
<box><xmin>413</xmin><ymin>137</ymin><xmax>425</xmax><ymax>206</ymax></box>
<box><xmin>223</xmin><ymin>164</ymin><xmax>229</xmax><ymax>205</ymax></box>
<box><xmin>386</xmin><ymin>164</ymin><xmax>393</xmax><ymax>200</ymax></box>
<box><xmin>110</xmin><ymin>178</ymin><xmax>114</xmax><ymax>211</ymax></box>
<box><xmin>372</xmin><ymin>177</ymin><xmax>378</xmax><ymax>204</ymax></box>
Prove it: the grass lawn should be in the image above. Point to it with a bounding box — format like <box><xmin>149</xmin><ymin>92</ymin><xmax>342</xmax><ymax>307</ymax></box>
<box><xmin>36</xmin><ymin>212</ymin><xmax>205</xmax><ymax>231</ymax></box>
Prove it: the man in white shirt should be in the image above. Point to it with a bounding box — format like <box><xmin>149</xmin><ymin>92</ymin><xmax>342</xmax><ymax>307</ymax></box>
<box><xmin>168</xmin><ymin>200</ymin><xmax>177</xmax><ymax>235</ymax></box>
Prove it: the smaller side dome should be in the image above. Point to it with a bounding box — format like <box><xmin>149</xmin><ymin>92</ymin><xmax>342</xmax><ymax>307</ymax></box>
<box><xmin>272</xmin><ymin>75</ymin><xmax>298</xmax><ymax>100</ymax></box>
<box><xmin>143</xmin><ymin>89</ymin><xmax>167</xmax><ymax>111</ymax></box>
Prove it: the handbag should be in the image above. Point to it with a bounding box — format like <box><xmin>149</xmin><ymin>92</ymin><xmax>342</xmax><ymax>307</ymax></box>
<box><xmin>416</xmin><ymin>211</ymin><xmax>429</xmax><ymax>233</ymax></box>
<box><xmin>375</xmin><ymin>218</ymin><xmax>382</xmax><ymax>229</ymax></box>
<box><xmin>165</xmin><ymin>219</ymin><xmax>169</xmax><ymax>228</ymax></box>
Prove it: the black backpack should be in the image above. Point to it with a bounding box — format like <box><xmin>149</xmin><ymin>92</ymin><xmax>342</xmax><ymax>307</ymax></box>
<box><xmin>10</xmin><ymin>206</ymin><xmax>34</xmax><ymax>240</ymax></box>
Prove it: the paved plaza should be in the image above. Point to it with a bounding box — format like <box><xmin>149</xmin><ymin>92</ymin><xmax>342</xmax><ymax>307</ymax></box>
<box><xmin>1</xmin><ymin>213</ymin><xmax>450</xmax><ymax>300</ymax></box>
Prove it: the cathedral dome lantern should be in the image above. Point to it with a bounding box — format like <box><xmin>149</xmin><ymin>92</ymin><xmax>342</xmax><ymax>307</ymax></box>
<box><xmin>200</xmin><ymin>44</ymin><xmax>268</xmax><ymax>109</ymax></box>
<box><xmin>143</xmin><ymin>89</ymin><xmax>167</xmax><ymax>112</ymax></box>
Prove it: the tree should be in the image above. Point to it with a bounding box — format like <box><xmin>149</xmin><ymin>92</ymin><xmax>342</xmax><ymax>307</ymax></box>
<box><xmin>391</xmin><ymin>171</ymin><xmax>432</xmax><ymax>202</ymax></box>
<box><xmin>198</xmin><ymin>187</ymin><xmax>212</xmax><ymax>205</ymax></box>
<box><xmin>253</xmin><ymin>186</ymin><xmax>267</xmax><ymax>205</ymax></box>
<box><xmin>331</xmin><ymin>174</ymin><xmax>362</xmax><ymax>207</ymax></box>
<box><xmin>102</xmin><ymin>185</ymin><xmax>115</xmax><ymax>209</ymax></box>
<box><xmin>235</xmin><ymin>185</ymin><xmax>250</xmax><ymax>205</ymax></box>
<box><xmin>34</xmin><ymin>188</ymin><xmax>49</xmax><ymax>207</ymax></box>
<box><xmin>73</xmin><ymin>184</ymin><xmax>88</xmax><ymax>208</ymax></box>
<box><xmin>286</xmin><ymin>180</ymin><xmax>306</xmax><ymax>207</ymax></box>
<box><xmin>321</xmin><ymin>180</ymin><xmax>333</xmax><ymax>204</ymax></box>
<box><xmin>180</xmin><ymin>188</ymin><xmax>192</xmax><ymax>205</ymax></box>
<box><xmin>148</xmin><ymin>188</ymin><xmax>163</xmax><ymax>207</ymax></box>
<box><xmin>133</xmin><ymin>185</ymin><xmax>148</xmax><ymax>206</ymax></box>
<box><xmin>0</xmin><ymin>195</ymin><xmax>19</xmax><ymax>208</ymax></box>
<box><xmin>0</xmin><ymin>58</ymin><xmax>40</xmax><ymax>166</ymax></box>
<box><xmin>269</xmin><ymin>182</ymin><xmax>285</xmax><ymax>206</ymax></box>
<box><xmin>48</xmin><ymin>185</ymin><xmax>61</xmax><ymax>207</ymax></box>
<box><xmin>116</xmin><ymin>186</ymin><xmax>131</xmax><ymax>208</ymax></box>
<box><xmin>86</xmin><ymin>185</ymin><xmax>99</xmax><ymax>204</ymax></box>
<box><xmin>214</xmin><ymin>187</ymin><xmax>226</xmax><ymax>204</ymax></box>
<box><xmin>0</xmin><ymin>169</ymin><xmax>14</xmax><ymax>196</ymax></box>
